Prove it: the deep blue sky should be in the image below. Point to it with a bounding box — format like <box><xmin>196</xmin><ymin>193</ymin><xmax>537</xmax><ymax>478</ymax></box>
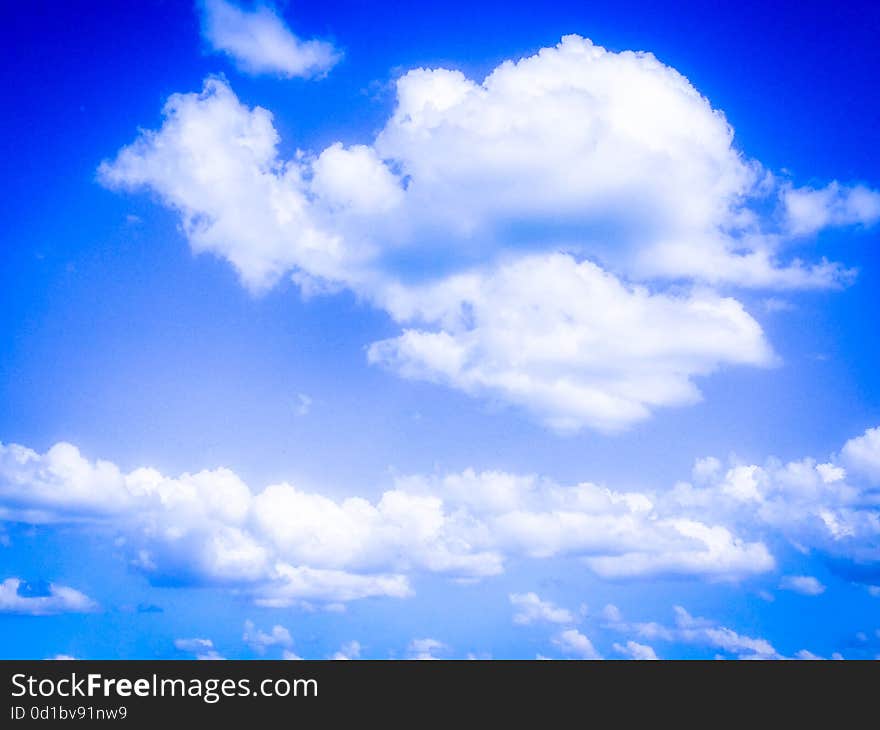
<box><xmin>1</xmin><ymin>0</ymin><xmax>879</xmax><ymax>660</ymax></box>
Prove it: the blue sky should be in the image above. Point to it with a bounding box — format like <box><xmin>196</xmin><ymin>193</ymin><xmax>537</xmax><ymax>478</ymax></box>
<box><xmin>1</xmin><ymin>0</ymin><xmax>879</xmax><ymax>660</ymax></box>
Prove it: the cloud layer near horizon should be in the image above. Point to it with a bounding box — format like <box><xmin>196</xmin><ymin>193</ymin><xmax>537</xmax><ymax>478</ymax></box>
<box><xmin>2</xmin><ymin>424</ymin><xmax>880</xmax><ymax>604</ymax></box>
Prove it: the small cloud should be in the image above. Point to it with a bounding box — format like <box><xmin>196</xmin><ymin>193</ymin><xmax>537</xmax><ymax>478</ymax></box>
<box><xmin>601</xmin><ymin>604</ymin><xmax>623</xmax><ymax>623</ymax></box>
<box><xmin>0</xmin><ymin>578</ymin><xmax>97</xmax><ymax>616</ymax></box>
<box><xmin>605</xmin><ymin>605</ymin><xmax>779</xmax><ymax>660</ymax></box>
<box><xmin>199</xmin><ymin>0</ymin><xmax>341</xmax><ymax>79</ymax></box>
<box><xmin>407</xmin><ymin>638</ymin><xmax>448</xmax><ymax>660</ymax></box>
<box><xmin>295</xmin><ymin>393</ymin><xmax>313</xmax><ymax>416</ymax></box>
<box><xmin>174</xmin><ymin>638</ymin><xmax>224</xmax><ymax>660</ymax></box>
<box><xmin>552</xmin><ymin>629</ymin><xmax>601</xmax><ymax>660</ymax></box>
<box><xmin>243</xmin><ymin>619</ymin><xmax>293</xmax><ymax>655</ymax></box>
<box><xmin>331</xmin><ymin>640</ymin><xmax>361</xmax><ymax>660</ymax></box>
<box><xmin>763</xmin><ymin>297</ymin><xmax>795</xmax><ymax>313</ymax></box>
<box><xmin>510</xmin><ymin>592</ymin><xmax>575</xmax><ymax>626</ymax></box>
<box><xmin>794</xmin><ymin>649</ymin><xmax>825</xmax><ymax>660</ymax></box>
<box><xmin>781</xmin><ymin>181</ymin><xmax>880</xmax><ymax>237</ymax></box>
<box><xmin>779</xmin><ymin>575</ymin><xmax>826</xmax><ymax>596</ymax></box>
<box><xmin>842</xmin><ymin>426</ymin><xmax>880</xmax><ymax>485</ymax></box>
<box><xmin>613</xmin><ymin>641</ymin><xmax>658</xmax><ymax>660</ymax></box>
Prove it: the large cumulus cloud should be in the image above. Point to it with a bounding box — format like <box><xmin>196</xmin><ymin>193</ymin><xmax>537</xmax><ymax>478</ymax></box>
<box><xmin>99</xmin><ymin>36</ymin><xmax>879</xmax><ymax>431</ymax></box>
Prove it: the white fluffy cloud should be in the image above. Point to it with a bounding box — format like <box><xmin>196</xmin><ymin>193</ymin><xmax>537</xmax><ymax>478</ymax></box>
<box><xmin>199</xmin><ymin>0</ymin><xmax>340</xmax><ymax>78</ymax></box>
<box><xmin>392</xmin><ymin>468</ymin><xmax>773</xmax><ymax>580</ymax></box>
<box><xmin>664</xmin><ymin>430</ymin><xmax>880</xmax><ymax>580</ymax></box>
<box><xmin>369</xmin><ymin>40</ymin><xmax>860</xmax><ymax>290</ymax></box>
<box><xmin>98</xmin><ymin>79</ymin><xmax>346</xmax><ymax>292</ymax></box>
<box><xmin>253</xmin><ymin>566</ymin><xmax>411</xmax><ymax>606</ymax></box>
<box><xmin>841</xmin><ymin>426</ymin><xmax>880</xmax><ymax>485</ymax></box>
<box><xmin>331</xmin><ymin>640</ymin><xmax>361</xmax><ymax>660</ymax></box>
<box><xmin>0</xmin><ymin>577</ymin><xmax>96</xmax><ymax>616</ymax></box>
<box><xmin>553</xmin><ymin>628</ymin><xmax>601</xmax><ymax>659</ymax></box>
<box><xmin>612</xmin><ymin>640</ymin><xmax>659</xmax><ymax>660</ymax></box>
<box><xmin>5</xmin><ymin>425</ymin><xmax>880</xmax><ymax>605</ymax></box>
<box><xmin>369</xmin><ymin>253</ymin><xmax>775</xmax><ymax>432</ymax></box>
<box><xmin>0</xmin><ymin>440</ymin><xmax>777</xmax><ymax>607</ymax></box>
<box><xmin>510</xmin><ymin>592</ymin><xmax>575</xmax><ymax>625</ymax></box>
<box><xmin>99</xmin><ymin>39</ymin><xmax>842</xmax><ymax>294</ymax></box>
<box><xmin>243</xmin><ymin>619</ymin><xmax>293</xmax><ymax>654</ymax></box>
<box><xmin>99</xmin><ymin>36</ymin><xmax>876</xmax><ymax>432</ymax></box>
<box><xmin>779</xmin><ymin>575</ymin><xmax>826</xmax><ymax>596</ymax></box>
<box><xmin>782</xmin><ymin>182</ymin><xmax>880</xmax><ymax>237</ymax></box>
<box><xmin>0</xmin><ymin>441</ymin><xmax>413</xmax><ymax>604</ymax></box>
<box><xmin>175</xmin><ymin>637</ymin><xmax>224</xmax><ymax>660</ymax></box>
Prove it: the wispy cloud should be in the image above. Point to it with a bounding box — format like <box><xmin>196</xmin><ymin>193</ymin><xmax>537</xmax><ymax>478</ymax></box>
<box><xmin>510</xmin><ymin>592</ymin><xmax>575</xmax><ymax>625</ymax></box>
<box><xmin>199</xmin><ymin>0</ymin><xmax>340</xmax><ymax>78</ymax></box>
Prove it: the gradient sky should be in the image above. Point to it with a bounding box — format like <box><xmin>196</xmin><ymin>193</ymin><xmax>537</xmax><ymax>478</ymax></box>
<box><xmin>1</xmin><ymin>0</ymin><xmax>880</xmax><ymax>660</ymax></box>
